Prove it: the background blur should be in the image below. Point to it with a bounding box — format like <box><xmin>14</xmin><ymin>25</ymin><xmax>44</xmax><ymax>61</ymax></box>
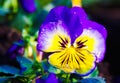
<box><xmin>0</xmin><ymin>0</ymin><xmax>120</xmax><ymax>82</ymax></box>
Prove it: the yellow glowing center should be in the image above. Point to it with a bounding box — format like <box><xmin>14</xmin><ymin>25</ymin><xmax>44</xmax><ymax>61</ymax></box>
<box><xmin>66</xmin><ymin>46</ymin><xmax>76</xmax><ymax>54</ymax></box>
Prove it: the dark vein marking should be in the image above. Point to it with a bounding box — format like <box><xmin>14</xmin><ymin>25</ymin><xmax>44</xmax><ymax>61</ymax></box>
<box><xmin>76</xmin><ymin>53</ymin><xmax>86</xmax><ymax>64</ymax></box>
<box><xmin>59</xmin><ymin>41</ymin><xmax>66</xmax><ymax>48</ymax></box>
<box><xmin>77</xmin><ymin>51</ymin><xmax>85</xmax><ymax>56</ymax></box>
<box><xmin>74</xmin><ymin>54</ymin><xmax>80</xmax><ymax>65</ymax></box>
<box><xmin>77</xmin><ymin>40</ymin><xmax>88</xmax><ymax>48</ymax></box>
<box><xmin>58</xmin><ymin>35</ymin><xmax>69</xmax><ymax>48</ymax></box>
<box><xmin>58</xmin><ymin>36</ymin><xmax>68</xmax><ymax>45</ymax></box>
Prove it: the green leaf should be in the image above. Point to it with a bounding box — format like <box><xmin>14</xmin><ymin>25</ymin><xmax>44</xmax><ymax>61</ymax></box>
<box><xmin>0</xmin><ymin>8</ymin><xmax>9</xmax><ymax>16</ymax></box>
<box><xmin>84</xmin><ymin>67</ymin><xmax>99</xmax><ymax>78</ymax></box>
<box><xmin>0</xmin><ymin>78</ymin><xmax>8</xmax><ymax>83</ymax></box>
<box><xmin>16</xmin><ymin>55</ymin><xmax>33</xmax><ymax>68</ymax></box>
<box><xmin>83</xmin><ymin>0</ymin><xmax>100</xmax><ymax>6</ymax></box>
<box><xmin>0</xmin><ymin>65</ymin><xmax>20</xmax><ymax>75</ymax></box>
<box><xmin>36</xmin><ymin>0</ymin><xmax>52</xmax><ymax>7</ymax></box>
<box><xmin>80</xmin><ymin>77</ymin><xmax>106</xmax><ymax>83</ymax></box>
<box><xmin>16</xmin><ymin>55</ymin><xmax>33</xmax><ymax>73</ymax></box>
<box><xmin>13</xmin><ymin>41</ymin><xmax>24</xmax><ymax>46</ymax></box>
<box><xmin>10</xmin><ymin>12</ymin><xmax>31</xmax><ymax>31</ymax></box>
<box><xmin>41</xmin><ymin>60</ymin><xmax>50</xmax><ymax>71</ymax></box>
<box><xmin>48</xmin><ymin>66</ymin><xmax>61</xmax><ymax>74</ymax></box>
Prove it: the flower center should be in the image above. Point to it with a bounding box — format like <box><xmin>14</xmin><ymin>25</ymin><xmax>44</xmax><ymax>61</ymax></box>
<box><xmin>58</xmin><ymin>46</ymin><xmax>86</xmax><ymax>70</ymax></box>
<box><xmin>67</xmin><ymin>46</ymin><xmax>76</xmax><ymax>54</ymax></box>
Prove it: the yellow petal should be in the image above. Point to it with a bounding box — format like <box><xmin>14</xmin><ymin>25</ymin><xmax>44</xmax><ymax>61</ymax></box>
<box><xmin>48</xmin><ymin>47</ymin><xmax>75</xmax><ymax>73</ymax></box>
<box><xmin>75</xmin><ymin>49</ymin><xmax>96</xmax><ymax>75</ymax></box>
<box><xmin>48</xmin><ymin>46</ymin><xmax>96</xmax><ymax>75</ymax></box>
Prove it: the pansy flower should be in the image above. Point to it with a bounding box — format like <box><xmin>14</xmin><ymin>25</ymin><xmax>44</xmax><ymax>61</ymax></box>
<box><xmin>37</xmin><ymin>6</ymin><xmax>107</xmax><ymax>76</ymax></box>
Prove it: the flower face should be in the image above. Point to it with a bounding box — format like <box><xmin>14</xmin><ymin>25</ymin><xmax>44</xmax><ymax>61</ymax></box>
<box><xmin>37</xmin><ymin>6</ymin><xmax>107</xmax><ymax>75</ymax></box>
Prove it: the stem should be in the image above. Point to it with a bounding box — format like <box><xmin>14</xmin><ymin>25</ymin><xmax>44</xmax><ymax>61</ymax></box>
<box><xmin>66</xmin><ymin>73</ymin><xmax>70</xmax><ymax>83</ymax></box>
<box><xmin>72</xmin><ymin>0</ymin><xmax>82</xmax><ymax>7</ymax></box>
<box><xmin>30</xmin><ymin>43</ymin><xmax>36</xmax><ymax>61</ymax></box>
<box><xmin>40</xmin><ymin>63</ymin><xmax>44</xmax><ymax>75</ymax></box>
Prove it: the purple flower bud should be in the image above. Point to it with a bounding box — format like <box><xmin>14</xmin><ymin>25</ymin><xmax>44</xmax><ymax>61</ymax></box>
<box><xmin>20</xmin><ymin>0</ymin><xmax>36</xmax><ymax>13</ymax></box>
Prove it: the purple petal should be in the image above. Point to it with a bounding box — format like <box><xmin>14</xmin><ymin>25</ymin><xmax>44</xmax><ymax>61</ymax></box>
<box><xmin>82</xmin><ymin>20</ymin><xmax>107</xmax><ymax>39</ymax></box>
<box><xmin>68</xmin><ymin>7</ymin><xmax>87</xmax><ymax>43</ymax></box>
<box><xmin>36</xmin><ymin>78</ymin><xmax>45</xmax><ymax>83</ymax></box>
<box><xmin>7</xmin><ymin>40</ymin><xmax>24</xmax><ymax>53</ymax></box>
<box><xmin>20</xmin><ymin>0</ymin><xmax>36</xmax><ymax>13</ymax></box>
<box><xmin>6</xmin><ymin>40</ymin><xmax>24</xmax><ymax>58</ymax></box>
<box><xmin>44</xmin><ymin>6</ymin><xmax>87</xmax><ymax>24</ymax></box>
<box><xmin>46</xmin><ymin>73</ymin><xmax>58</xmax><ymax>83</ymax></box>
<box><xmin>43</xmin><ymin>6</ymin><xmax>70</xmax><ymax>24</ymax></box>
<box><xmin>42</xmin><ymin>6</ymin><xmax>87</xmax><ymax>43</ymax></box>
<box><xmin>81</xmin><ymin>20</ymin><xmax>107</xmax><ymax>62</ymax></box>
